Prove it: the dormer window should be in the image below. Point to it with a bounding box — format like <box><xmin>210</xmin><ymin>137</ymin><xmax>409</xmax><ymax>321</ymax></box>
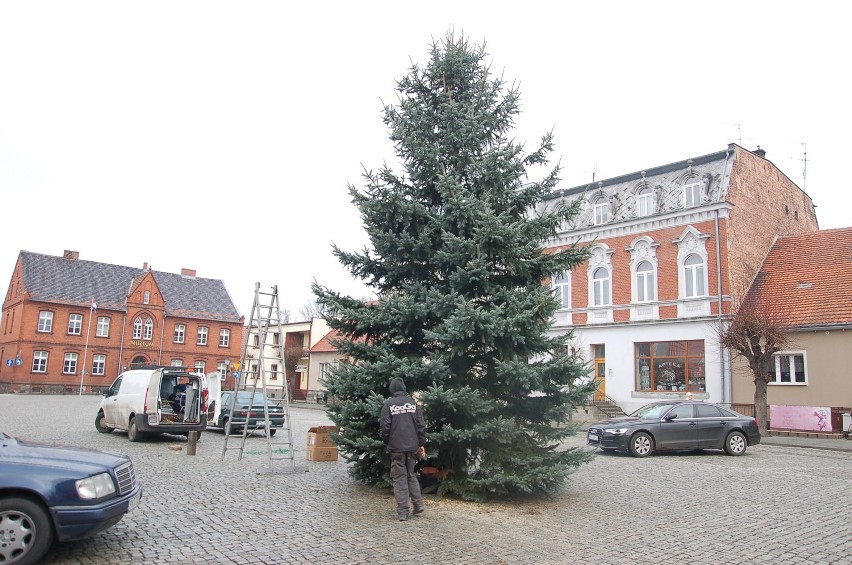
<box><xmin>637</xmin><ymin>186</ymin><xmax>653</xmax><ymax>217</ymax></box>
<box><xmin>684</xmin><ymin>181</ymin><xmax>702</xmax><ymax>208</ymax></box>
<box><xmin>593</xmin><ymin>197</ymin><xmax>609</xmax><ymax>225</ymax></box>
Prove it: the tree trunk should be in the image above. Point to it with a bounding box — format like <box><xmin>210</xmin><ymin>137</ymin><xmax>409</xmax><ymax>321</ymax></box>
<box><xmin>753</xmin><ymin>377</ymin><xmax>769</xmax><ymax>433</ymax></box>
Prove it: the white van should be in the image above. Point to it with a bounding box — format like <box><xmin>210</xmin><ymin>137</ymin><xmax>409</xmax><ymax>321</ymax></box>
<box><xmin>96</xmin><ymin>366</ymin><xmax>212</xmax><ymax>442</ymax></box>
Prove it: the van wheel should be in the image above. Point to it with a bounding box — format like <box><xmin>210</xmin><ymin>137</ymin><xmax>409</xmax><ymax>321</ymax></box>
<box><xmin>0</xmin><ymin>496</ymin><xmax>54</xmax><ymax>565</ymax></box>
<box><xmin>95</xmin><ymin>412</ymin><xmax>114</xmax><ymax>434</ymax></box>
<box><xmin>127</xmin><ymin>417</ymin><xmax>143</xmax><ymax>442</ymax></box>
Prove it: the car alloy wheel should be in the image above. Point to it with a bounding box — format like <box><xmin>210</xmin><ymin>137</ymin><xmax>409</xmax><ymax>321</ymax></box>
<box><xmin>629</xmin><ymin>432</ymin><xmax>653</xmax><ymax>457</ymax></box>
<box><xmin>724</xmin><ymin>431</ymin><xmax>747</xmax><ymax>456</ymax></box>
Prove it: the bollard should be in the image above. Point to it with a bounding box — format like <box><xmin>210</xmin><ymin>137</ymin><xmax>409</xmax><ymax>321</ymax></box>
<box><xmin>187</xmin><ymin>431</ymin><xmax>198</xmax><ymax>456</ymax></box>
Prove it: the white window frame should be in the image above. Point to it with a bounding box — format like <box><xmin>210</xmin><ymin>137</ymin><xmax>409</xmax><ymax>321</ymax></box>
<box><xmin>174</xmin><ymin>324</ymin><xmax>186</xmax><ymax>344</ymax></box>
<box><xmin>38</xmin><ymin>311</ymin><xmax>53</xmax><ymax>333</ymax></box>
<box><xmin>143</xmin><ymin>290</ymin><xmax>150</xmax><ymax>304</ymax></box>
<box><xmin>63</xmin><ymin>352</ymin><xmax>78</xmax><ymax>375</ymax></box>
<box><xmin>217</xmin><ymin>361</ymin><xmax>228</xmax><ymax>380</ymax></box>
<box><xmin>143</xmin><ymin>318</ymin><xmax>153</xmax><ymax>340</ymax></box>
<box><xmin>67</xmin><ymin>313</ymin><xmax>83</xmax><ymax>335</ymax></box>
<box><xmin>92</xmin><ymin>354</ymin><xmax>106</xmax><ymax>376</ymax></box>
<box><xmin>32</xmin><ymin>351</ymin><xmax>48</xmax><ymax>373</ymax></box>
<box><xmin>771</xmin><ymin>351</ymin><xmax>807</xmax><ymax>385</ymax></box>
<box><xmin>683</xmin><ymin>254</ymin><xmax>707</xmax><ymax>298</ymax></box>
<box><xmin>635</xmin><ymin>261</ymin><xmax>656</xmax><ymax>303</ymax></box>
<box><xmin>194</xmin><ymin>361</ymin><xmax>205</xmax><ymax>373</ymax></box>
<box><xmin>320</xmin><ymin>360</ymin><xmax>338</xmax><ymax>383</ymax></box>
<box><xmin>219</xmin><ymin>328</ymin><xmax>230</xmax><ymax>347</ymax></box>
<box><xmin>592</xmin><ymin>267</ymin><xmax>611</xmax><ymax>307</ymax></box>
<box><xmin>684</xmin><ymin>181</ymin><xmax>702</xmax><ymax>208</ymax></box>
<box><xmin>171</xmin><ymin>359</ymin><xmax>183</xmax><ymax>367</ymax></box>
<box><xmin>637</xmin><ymin>187</ymin><xmax>653</xmax><ymax>217</ymax></box>
<box><xmin>96</xmin><ymin>316</ymin><xmax>110</xmax><ymax>337</ymax></box>
<box><xmin>594</xmin><ymin>198</ymin><xmax>609</xmax><ymax>225</ymax></box>
<box><xmin>552</xmin><ymin>271</ymin><xmax>571</xmax><ymax>309</ymax></box>
<box><xmin>197</xmin><ymin>326</ymin><xmax>208</xmax><ymax>346</ymax></box>
<box><xmin>132</xmin><ymin>317</ymin><xmax>143</xmax><ymax>339</ymax></box>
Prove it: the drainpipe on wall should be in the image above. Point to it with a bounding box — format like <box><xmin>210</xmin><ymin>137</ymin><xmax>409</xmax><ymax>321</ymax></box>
<box><xmin>118</xmin><ymin>303</ymin><xmax>127</xmax><ymax>372</ymax></box>
<box><xmin>716</xmin><ymin>148</ymin><xmax>732</xmax><ymax>404</ymax></box>
<box><xmin>158</xmin><ymin>313</ymin><xmax>166</xmax><ymax>365</ymax></box>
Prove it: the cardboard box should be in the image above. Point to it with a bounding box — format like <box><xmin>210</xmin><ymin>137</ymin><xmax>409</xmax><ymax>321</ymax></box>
<box><xmin>306</xmin><ymin>446</ymin><xmax>338</xmax><ymax>461</ymax></box>
<box><xmin>306</xmin><ymin>426</ymin><xmax>339</xmax><ymax>461</ymax></box>
<box><xmin>307</xmin><ymin>426</ymin><xmax>338</xmax><ymax>448</ymax></box>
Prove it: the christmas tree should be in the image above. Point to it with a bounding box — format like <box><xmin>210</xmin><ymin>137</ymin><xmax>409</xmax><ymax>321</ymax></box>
<box><xmin>313</xmin><ymin>32</ymin><xmax>593</xmax><ymax>501</ymax></box>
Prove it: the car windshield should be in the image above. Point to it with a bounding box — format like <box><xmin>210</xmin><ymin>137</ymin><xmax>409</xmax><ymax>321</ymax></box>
<box><xmin>630</xmin><ymin>403</ymin><xmax>675</xmax><ymax>419</ymax></box>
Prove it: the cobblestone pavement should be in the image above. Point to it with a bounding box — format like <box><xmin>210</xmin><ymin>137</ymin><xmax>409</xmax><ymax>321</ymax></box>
<box><xmin>1</xmin><ymin>394</ymin><xmax>851</xmax><ymax>565</ymax></box>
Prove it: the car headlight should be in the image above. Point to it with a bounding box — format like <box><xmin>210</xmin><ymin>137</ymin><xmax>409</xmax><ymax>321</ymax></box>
<box><xmin>604</xmin><ymin>428</ymin><xmax>629</xmax><ymax>435</ymax></box>
<box><xmin>76</xmin><ymin>472</ymin><xmax>116</xmax><ymax>500</ymax></box>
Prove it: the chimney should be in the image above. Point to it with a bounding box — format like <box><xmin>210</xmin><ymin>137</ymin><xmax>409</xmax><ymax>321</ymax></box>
<box><xmin>63</xmin><ymin>250</ymin><xmax>80</xmax><ymax>260</ymax></box>
<box><xmin>143</xmin><ymin>262</ymin><xmax>148</xmax><ymax>270</ymax></box>
<box><xmin>181</xmin><ymin>268</ymin><xmax>197</xmax><ymax>278</ymax></box>
<box><xmin>753</xmin><ymin>146</ymin><xmax>766</xmax><ymax>158</ymax></box>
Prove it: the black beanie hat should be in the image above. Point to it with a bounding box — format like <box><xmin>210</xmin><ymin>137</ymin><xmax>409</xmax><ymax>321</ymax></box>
<box><xmin>389</xmin><ymin>377</ymin><xmax>406</xmax><ymax>394</ymax></box>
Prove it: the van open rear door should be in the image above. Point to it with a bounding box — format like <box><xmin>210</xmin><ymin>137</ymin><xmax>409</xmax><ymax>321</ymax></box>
<box><xmin>144</xmin><ymin>369</ymin><xmax>162</xmax><ymax>427</ymax></box>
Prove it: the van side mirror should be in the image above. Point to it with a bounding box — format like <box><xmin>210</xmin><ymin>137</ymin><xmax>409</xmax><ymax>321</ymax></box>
<box><xmin>664</xmin><ymin>413</ymin><xmax>677</xmax><ymax>421</ymax></box>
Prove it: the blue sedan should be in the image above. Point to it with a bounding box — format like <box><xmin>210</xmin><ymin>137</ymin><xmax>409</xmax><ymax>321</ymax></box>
<box><xmin>0</xmin><ymin>432</ymin><xmax>142</xmax><ymax>565</ymax></box>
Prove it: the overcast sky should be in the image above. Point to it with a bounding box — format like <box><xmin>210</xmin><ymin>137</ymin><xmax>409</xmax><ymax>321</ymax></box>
<box><xmin>1</xmin><ymin>2</ymin><xmax>847</xmax><ymax>320</ymax></box>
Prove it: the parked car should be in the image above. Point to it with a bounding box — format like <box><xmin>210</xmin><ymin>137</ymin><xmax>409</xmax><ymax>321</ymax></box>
<box><xmin>208</xmin><ymin>391</ymin><xmax>285</xmax><ymax>436</ymax></box>
<box><xmin>0</xmin><ymin>432</ymin><xmax>142</xmax><ymax>565</ymax></box>
<box><xmin>95</xmin><ymin>366</ymin><xmax>211</xmax><ymax>442</ymax></box>
<box><xmin>587</xmin><ymin>400</ymin><xmax>761</xmax><ymax>457</ymax></box>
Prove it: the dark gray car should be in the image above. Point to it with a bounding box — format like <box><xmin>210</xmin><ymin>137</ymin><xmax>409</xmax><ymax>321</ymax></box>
<box><xmin>587</xmin><ymin>400</ymin><xmax>761</xmax><ymax>457</ymax></box>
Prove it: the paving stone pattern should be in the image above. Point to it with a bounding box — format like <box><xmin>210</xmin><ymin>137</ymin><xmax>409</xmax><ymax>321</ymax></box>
<box><xmin>1</xmin><ymin>395</ymin><xmax>850</xmax><ymax>565</ymax></box>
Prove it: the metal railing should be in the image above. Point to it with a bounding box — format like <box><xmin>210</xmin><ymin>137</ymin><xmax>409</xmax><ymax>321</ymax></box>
<box><xmin>579</xmin><ymin>389</ymin><xmax>624</xmax><ymax>418</ymax></box>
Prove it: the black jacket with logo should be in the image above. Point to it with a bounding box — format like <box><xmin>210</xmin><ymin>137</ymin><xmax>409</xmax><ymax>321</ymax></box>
<box><xmin>379</xmin><ymin>392</ymin><xmax>427</xmax><ymax>453</ymax></box>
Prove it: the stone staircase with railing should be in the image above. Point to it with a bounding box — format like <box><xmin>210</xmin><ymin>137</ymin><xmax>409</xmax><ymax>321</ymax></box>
<box><xmin>568</xmin><ymin>390</ymin><xmax>626</xmax><ymax>428</ymax></box>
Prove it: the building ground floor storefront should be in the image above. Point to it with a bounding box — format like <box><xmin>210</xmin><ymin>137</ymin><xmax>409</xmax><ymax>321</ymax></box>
<box><xmin>551</xmin><ymin>318</ymin><xmax>729</xmax><ymax>415</ymax></box>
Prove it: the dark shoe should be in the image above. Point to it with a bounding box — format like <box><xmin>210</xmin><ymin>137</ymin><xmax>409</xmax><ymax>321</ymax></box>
<box><xmin>413</xmin><ymin>504</ymin><xmax>425</xmax><ymax>515</ymax></box>
<box><xmin>398</xmin><ymin>513</ymin><xmax>409</xmax><ymax>521</ymax></box>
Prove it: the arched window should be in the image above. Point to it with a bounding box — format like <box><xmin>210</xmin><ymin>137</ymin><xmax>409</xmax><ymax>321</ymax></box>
<box><xmin>593</xmin><ymin>197</ymin><xmax>609</xmax><ymax>225</ymax></box>
<box><xmin>592</xmin><ymin>267</ymin><xmax>611</xmax><ymax>306</ymax></box>
<box><xmin>143</xmin><ymin>317</ymin><xmax>154</xmax><ymax>340</ymax></box>
<box><xmin>636</xmin><ymin>261</ymin><xmax>656</xmax><ymax>302</ymax></box>
<box><xmin>684</xmin><ymin>254</ymin><xmax>706</xmax><ymax>297</ymax></box>
<box><xmin>132</xmin><ymin>317</ymin><xmax>143</xmax><ymax>339</ymax></box>
<box><xmin>552</xmin><ymin>271</ymin><xmax>571</xmax><ymax>309</ymax></box>
<box><xmin>637</xmin><ymin>186</ymin><xmax>653</xmax><ymax>217</ymax></box>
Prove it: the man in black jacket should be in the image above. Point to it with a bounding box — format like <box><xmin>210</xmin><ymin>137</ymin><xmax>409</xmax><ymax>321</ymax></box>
<box><xmin>379</xmin><ymin>377</ymin><xmax>427</xmax><ymax>521</ymax></box>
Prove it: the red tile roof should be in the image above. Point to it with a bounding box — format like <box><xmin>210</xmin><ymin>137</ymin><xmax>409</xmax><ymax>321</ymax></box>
<box><xmin>311</xmin><ymin>329</ymin><xmax>342</xmax><ymax>353</ymax></box>
<box><xmin>746</xmin><ymin>227</ymin><xmax>852</xmax><ymax>328</ymax></box>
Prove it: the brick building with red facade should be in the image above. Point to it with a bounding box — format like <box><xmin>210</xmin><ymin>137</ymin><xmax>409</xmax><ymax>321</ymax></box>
<box><xmin>539</xmin><ymin>144</ymin><xmax>819</xmax><ymax>414</ymax></box>
<box><xmin>0</xmin><ymin>250</ymin><xmax>244</xmax><ymax>393</ymax></box>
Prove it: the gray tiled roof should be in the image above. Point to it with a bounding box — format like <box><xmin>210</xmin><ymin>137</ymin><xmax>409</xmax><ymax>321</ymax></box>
<box><xmin>19</xmin><ymin>251</ymin><xmax>241</xmax><ymax>322</ymax></box>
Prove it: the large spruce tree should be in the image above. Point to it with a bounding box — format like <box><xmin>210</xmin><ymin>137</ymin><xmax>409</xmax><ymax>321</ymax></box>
<box><xmin>312</xmin><ymin>33</ymin><xmax>593</xmax><ymax>501</ymax></box>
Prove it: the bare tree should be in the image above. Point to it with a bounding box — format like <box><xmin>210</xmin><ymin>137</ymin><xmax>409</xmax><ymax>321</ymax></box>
<box><xmin>298</xmin><ymin>300</ymin><xmax>327</xmax><ymax>321</ymax></box>
<box><xmin>717</xmin><ymin>293</ymin><xmax>790</xmax><ymax>432</ymax></box>
<box><xmin>283</xmin><ymin>346</ymin><xmax>304</xmax><ymax>399</ymax></box>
